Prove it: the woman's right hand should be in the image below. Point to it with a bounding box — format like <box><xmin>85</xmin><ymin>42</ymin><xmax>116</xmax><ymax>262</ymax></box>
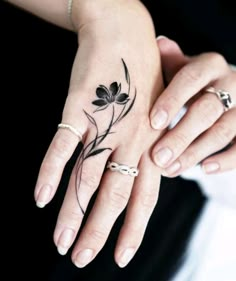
<box><xmin>34</xmin><ymin>0</ymin><xmax>164</xmax><ymax>268</ymax></box>
<box><xmin>151</xmin><ymin>36</ymin><xmax>236</xmax><ymax>176</ymax></box>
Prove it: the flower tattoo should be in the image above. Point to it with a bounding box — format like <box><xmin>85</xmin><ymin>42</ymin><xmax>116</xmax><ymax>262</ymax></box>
<box><xmin>75</xmin><ymin>59</ymin><xmax>136</xmax><ymax>214</ymax></box>
<box><xmin>92</xmin><ymin>82</ymin><xmax>130</xmax><ymax>112</ymax></box>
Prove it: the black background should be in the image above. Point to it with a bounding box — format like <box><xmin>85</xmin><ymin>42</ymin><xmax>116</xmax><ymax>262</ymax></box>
<box><xmin>2</xmin><ymin>1</ymin><xmax>235</xmax><ymax>280</ymax></box>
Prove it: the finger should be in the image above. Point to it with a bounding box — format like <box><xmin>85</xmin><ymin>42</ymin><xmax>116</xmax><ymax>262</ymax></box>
<box><xmin>152</xmin><ymin>91</ymin><xmax>224</xmax><ymax>169</ymax></box>
<box><xmin>162</xmin><ymin>108</ymin><xmax>236</xmax><ymax>177</ymax></box>
<box><xmin>53</xmin><ymin>136</ymin><xmax>113</xmax><ymax>256</ymax></box>
<box><xmin>202</xmin><ymin>142</ymin><xmax>236</xmax><ymax>173</ymax></box>
<box><xmin>150</xmin><ymin>52</ymin><xmax>229</xmax><ymax>130</ymax></box>
<box><xmin>157</xmin><ymin>36</ymin><xmax>189</xmax><ymax>83</ymax></box>
<box><xmin>34</xmin><ymin>92</ymin><xmax>89</xmax><ymax>208</ymax></box>
<box><xmin>114</xmin><ymin>152</ymin><xmax>161</xmax><ymax>267</ymax></box>
<box><xmin>71</xmin><ymin>147</ymin><xmax>140</xmax><ymax>268</ymax></box>
<box><xmin>34</xmin><ymin>127</ymin><xmax>84</xmax><ymax>208</ymax></box>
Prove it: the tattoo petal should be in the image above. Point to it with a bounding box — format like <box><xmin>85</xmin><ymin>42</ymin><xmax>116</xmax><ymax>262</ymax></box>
<box><xmin>96</xmin><ymin>86</ymin><xmax>110</xmax><ymax>99</ymax></box>
<box><xmin>109</xmin><ymin>82</ymin><xmax>119</xmax><ymax>96</ymax></box>
<box><xmin>92</xmin><ymin>99</ymin><xmax>108</xmax><ymax>106</ymax></box>
<box><xmin>116</xmin><ymin>93</ymin><xmax>129</xmax><ymax>102</ymax></box>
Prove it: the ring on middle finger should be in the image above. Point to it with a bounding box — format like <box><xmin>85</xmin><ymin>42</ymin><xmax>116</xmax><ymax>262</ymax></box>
<box><xmin>107</xmin><ymin>161</ymin><xmax>139</xmax><ymax>177</ymax></box>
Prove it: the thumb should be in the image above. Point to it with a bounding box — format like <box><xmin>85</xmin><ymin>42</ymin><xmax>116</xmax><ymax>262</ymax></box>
<box><xmin>156</xmin><ymin>36</ymin><xmax>190</xmax><ymax>83</ymax></box>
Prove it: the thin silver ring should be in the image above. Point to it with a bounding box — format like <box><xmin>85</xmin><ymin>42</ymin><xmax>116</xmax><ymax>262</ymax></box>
<box><xmin>107</xmin><ymin>161</ymin><xmax>139</xmax><ymax>177</ymax></box>
<box><xmin>58</xmin><ymin>123</ymin><xmax>83</xmax><ymax>139</ymax></box>
<box><xmin>205</xmin><ymin>87</ymin><xmax>235</xmax><ymax>112</ymax></box>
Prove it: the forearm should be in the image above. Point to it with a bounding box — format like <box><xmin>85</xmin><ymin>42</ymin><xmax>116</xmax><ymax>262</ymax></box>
<box><xmin>4</xmin><ymin>0</ymin><xmax>146</xmax><ymax>33</ymax></box>
<box><xmin>5</xmin><ymin>0</ymin><xmax>74</xmax><ymax>30</ymax></box>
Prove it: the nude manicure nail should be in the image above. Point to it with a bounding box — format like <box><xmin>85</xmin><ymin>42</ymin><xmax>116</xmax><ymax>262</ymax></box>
<box><xmin>156</xmin><ymin>35</ymin><xmax>168</xmax><ymax>40</ymax></box>
<box><xmin>57</xmin><ymin>229</ymin><xmax>75</xmax><ymax>255</ymax></box>
<box><xmin>151</xmin><ymin>109</ymin><xmax>168</xmax><ymax>130</ymax></box>
<box><xmin>74</xmin><ymin>249</ymin><xmax>94</xmax><ymax>268</ymax></box>
<box><xmin>36</xmin><ymin>185</ymin><xmax>52</xmax><ymax>208</ymax></box>
<box><xmin>118</xmin><ymin>248</ymin><xmax>135</xmax><ymax>268</ymax></box>
<box><xmin>154</xmin><ymin>147</ymin><xmax>173</xmax><ymax>167</ymax></box>
<box><xmin>203</xmin><ymin>162</ymin><xmax>220</xmax><ymax>174</ymax></box>
<box><xmin>166</xmin><ymin>161</ymin><xmax>181</xmax><ymax>175</ymax></box>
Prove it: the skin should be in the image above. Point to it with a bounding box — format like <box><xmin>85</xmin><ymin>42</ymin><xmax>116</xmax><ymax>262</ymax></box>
<box><xmin>27</xmin><ymin>0</ymin><xmax>164</xmax><ymax>268</ymax></box>
<box><xmin>5</xmin><ymin>0</ymin><xmax>235</xmax><ymax>270</ymax></box>
<box><xmin>151</xmin><ymin>37</ymin><xmax>236</xmax><ymax>176</ymax></box>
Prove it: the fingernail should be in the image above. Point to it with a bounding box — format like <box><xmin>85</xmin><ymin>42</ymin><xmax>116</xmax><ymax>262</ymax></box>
<box><xmin>74</xmin><ymin>249</ymin><xmax>93</xmax><ymax>268</ymax></box>
<box><xmin>118</xmin><ymin>248</ymin><xmax>135</xmax><ymax>268</ymax></box>
<box><xmin>36</xmin><ymin>185</ymin><xmax>52</xmax><ymax>208</ymax></box>
<box><xmin>165</xmin><ymin>161</ymin><xmax>181</xmax><ymax>175</ymax></box>
<box><xmin>203</xmin><ymin>162</ymin><xmax>220</xmax><ymax>174</ymax></box>
<box><xmin>57</xmin><ymin>229</ymin><xmax>75</xmax><ymax>255</ymax></box>
<box><xmin>154</xmin><ymin>147</ymin><xmax>173</xmax><ymax>167</ymax></box>
<box><xmin>151</xmin><ymin>109</ymin><xmax>168</xmax><ymax>129</ymax></box>
<box><xmin>156</xmin><ymin>35</ymin><xmax>167</xmax><ymax>40</ymax></box>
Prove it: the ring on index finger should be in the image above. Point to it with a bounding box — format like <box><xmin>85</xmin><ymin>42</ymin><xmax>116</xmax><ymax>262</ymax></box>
<box><xmin>58</xmin><ymin>123</ymin><xmax>83</xmax><ymax>140</ymax></box>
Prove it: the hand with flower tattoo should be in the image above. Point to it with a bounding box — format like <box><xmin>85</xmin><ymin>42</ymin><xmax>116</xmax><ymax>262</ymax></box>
<box><xmin>30</xmin><ymin>0</ymin><xmax>165</xmax><ymax>269</ymax></box>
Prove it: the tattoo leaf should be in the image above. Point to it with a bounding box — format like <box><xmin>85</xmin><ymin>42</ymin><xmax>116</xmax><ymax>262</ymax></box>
<box><xmin>84</xmin><ymin>110</ymin><xmax>96</xmax><ymax>126</ymax></box>
<box><xmin>85</xmin><ymin>148</ymin><xmax>112</xmax><ymax>159</ymax></box>
<box><xmin>118</xmin><ymin>89</ymin><xmax>136</xmax><ymax>121</ymax></box>
<box><xmin>122</xmin><ymin>58</ymin><xmax>130</xmax><ymax>85</ymax></box>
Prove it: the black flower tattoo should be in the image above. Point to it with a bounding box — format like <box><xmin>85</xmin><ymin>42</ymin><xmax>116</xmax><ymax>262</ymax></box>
<box><xmin>75</xmin><ymin>58</ymin><xmax>136</xmax><ymax>214</ymax></box>
<box><xmin>92</xmin><ymin>82</ymin><xmax>130</xmax><ymax>112</ymax></box>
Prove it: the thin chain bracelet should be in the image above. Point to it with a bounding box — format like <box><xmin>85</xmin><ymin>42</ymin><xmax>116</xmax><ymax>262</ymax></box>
<box><xmin>68</xmin><ymin>0</ymin><xmax>77</xmax><ymax>31</ymax></box>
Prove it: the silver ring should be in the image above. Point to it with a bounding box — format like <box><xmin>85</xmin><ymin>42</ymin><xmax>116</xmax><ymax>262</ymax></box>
<box><xmin>205</xmin><ymin>87</ymin><xmax>235</xmax><ymax>112</ymax></box>
<box><xmin>107</xmin><ymin>161</ymin><xmax>139</xmax><ymax>177</ymax></box>
<box><xmin>58</xmin><ymin>123</ymin><xmax>83</xmax><ymax>139</ymax></box>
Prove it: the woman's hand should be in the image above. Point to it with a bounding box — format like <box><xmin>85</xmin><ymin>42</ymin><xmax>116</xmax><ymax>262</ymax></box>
<box><xmin>150</xmin><ymin>37</ymin><xmax>236</xmax><ymax>176</ymax></box>
<box><xmin>34</xmin><ymin>0</ymin><xmax>164</xmax><ymax>268</ymax></box>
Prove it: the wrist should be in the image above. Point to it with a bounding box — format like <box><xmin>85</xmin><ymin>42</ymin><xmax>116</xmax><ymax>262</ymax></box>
<box><xmin>71</xmin><ymin>0</ymin><xmax>155</xmax><ymax>38</ymax></box>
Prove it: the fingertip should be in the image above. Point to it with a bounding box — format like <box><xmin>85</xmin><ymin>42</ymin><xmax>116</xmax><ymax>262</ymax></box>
<box><xmin>156</xmin><ymin>35</ymin><xmax>168</xmax><ymax>41</ymax></box>
<box><xmin>202</xmin><ymin>162</ymin><xmax>220</xmax><ymax>174</ymax></box>
<box><xmin>116</xmin><ymin>248</ymin><xmax>135</xmax><ymax>268</ymax></box>
<box><xmin>35</xmin><ymin>184</ymin><xmax>52</xmax><ymax>208</ymax></box>
<box><xmin>150</xmin><ymin>109</ymin><xmax>168</xmax><ymax>130</ymax></box>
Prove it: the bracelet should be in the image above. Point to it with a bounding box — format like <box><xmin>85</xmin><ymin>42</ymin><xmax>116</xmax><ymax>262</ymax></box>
<box><xmin>68</xmin><ymin>0</ymin><xmax>77</xmax><ymax>31</ymax></box>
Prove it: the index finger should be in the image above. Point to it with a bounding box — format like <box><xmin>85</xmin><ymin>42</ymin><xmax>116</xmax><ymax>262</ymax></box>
<box><xmin>34</xmin><ymin>124</ymin><xmax>84</xmax><ymax>208</ymax></box>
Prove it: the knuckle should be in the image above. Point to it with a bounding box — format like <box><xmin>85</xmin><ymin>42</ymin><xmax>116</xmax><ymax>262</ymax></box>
<box><xmin>68</xmin><ymin>209</ymin><xmax>84</xmax><ymax>225</ymax></box>
<box><xmin>207</xmin><ymin>52</ymin><xmax>226</xmax><ymax>67</ymax></box>
<box><xmin>87</xmin><ymin>229</ymin><xmax>106</xmax><ymax>244</ymax></box>
<box><xmin>184</xmin><ymin>150</ymin><xmax>198</xmax><ymax>168</ymax></box>
<box><xmin>178</xmin><ymin>65</ymin><xmax>203</xmax><ymax>84</ymax></box>
<box><xmin>52</xmin><ymin>135</ymin><xmax>72</xmax><ymax>160</ymax></box>
<box><xmin>108</xmin><ymin>190</ymin><xmax>130</xmax><ymax>212</ymax></box>
<box><xmin>141</xmin><ymin>192</ymin><xmax>158</xmax><ymax>209</ymax></box>
<box><xmin>166</xmin><ymin>94</ymin><xmax>180</xmax><ymax>112</ymax></box>
<box><xmin>214</xmin><ymin>121</ymin><xmax>234</xmax><ymax>145</ymax></box>
<box><xmin>80</xmin><ymin>170</ymin><xmax>99</xmax><ymax>191</ymax></box>
<box><xmin>194</xmin><ymin>96</ymin><xmax>222</xmax><ymax>124</ymax></box>
<box><xmin>173</xmin><ymin>132</ymin><xmax>189</xmax><ymax>151</ymax></box>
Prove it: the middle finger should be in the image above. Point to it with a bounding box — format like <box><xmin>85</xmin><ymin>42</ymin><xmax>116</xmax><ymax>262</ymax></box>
<box><xmin>71</xmin><ymin>146</ymin><xmax>140</xmax><ymax>268</ymax></box>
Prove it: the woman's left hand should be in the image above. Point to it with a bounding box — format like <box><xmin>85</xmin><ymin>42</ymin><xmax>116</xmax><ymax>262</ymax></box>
<box><xmin>150</xmin><ymin>37</ymin><xmax>236</xmax><ymax>176</ymax></box>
